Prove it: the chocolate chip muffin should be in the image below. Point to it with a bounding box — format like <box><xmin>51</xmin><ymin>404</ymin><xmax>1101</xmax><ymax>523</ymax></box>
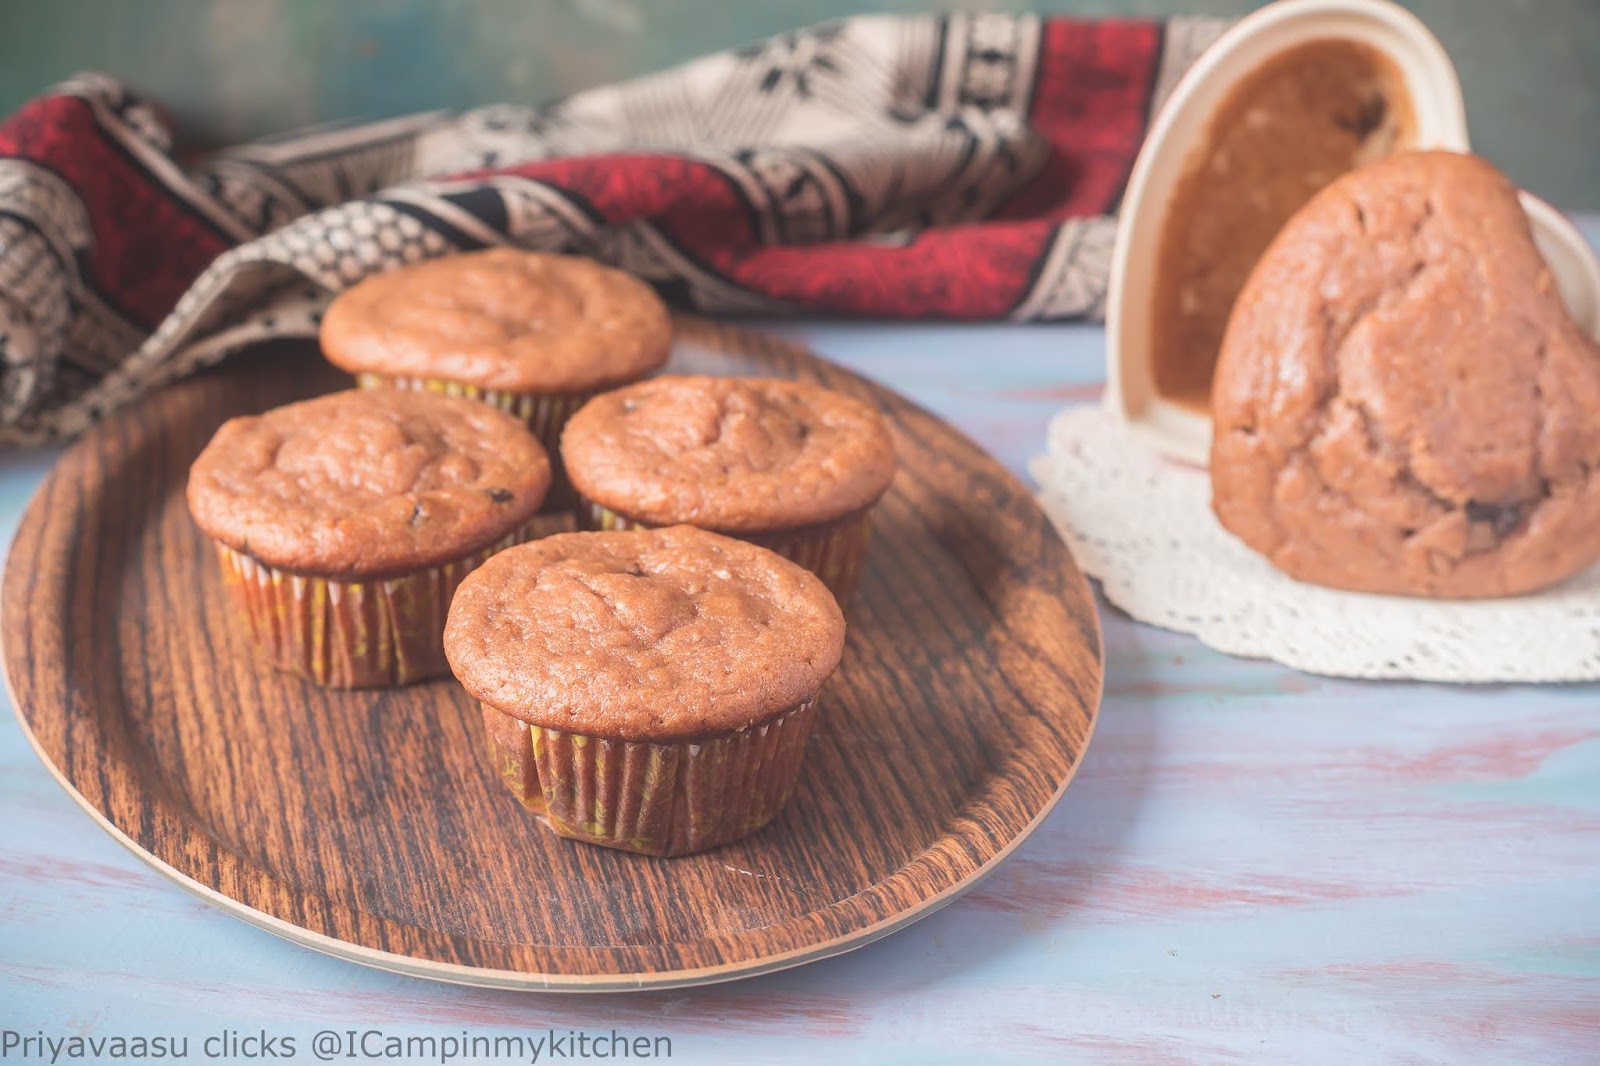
<box><xmin>188</xmin><ymin>388</ymin><xmax>550</xmax><ymax>686</ymax></box>
<box><xmin>561</xmin><ymin>375</ymin><xmax>896</xmax><ymax>607</ymax></box>
<box><xmin>1211</xmin><ymin>150</ymin><xmax>1600</xmax><ymax>597</ymax></box>
<box><xmin>320</xmin><ymin>248</ymin><xmax>671</xmax><ymax>501</ymax></box>
<box><xmin>445</xmin><ymin>525</ymin><xmax>846</xmax><ymax>856</ymax></box>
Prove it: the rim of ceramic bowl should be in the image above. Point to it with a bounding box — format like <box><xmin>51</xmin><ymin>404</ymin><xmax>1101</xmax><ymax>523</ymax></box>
<box><xmin>1521</xmin><ymin>192</ymin><xmax>1600</xmax><ymax>340</ymax></box>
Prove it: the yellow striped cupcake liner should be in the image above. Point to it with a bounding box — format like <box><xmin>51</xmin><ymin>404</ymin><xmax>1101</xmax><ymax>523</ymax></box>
<box><xmin>214</xmin><ymin>526</ymin><xmax>529</xmax><ymax>688</ymax></box>
<box><xmin>481</xmin><ymin>697</ymin><xmax>819</xmax><ymax>857</ymax></box>
<box><xmin>579</xmin><ymin>499</ymin><xmax>872</xmax><ymax>609</ymax></box>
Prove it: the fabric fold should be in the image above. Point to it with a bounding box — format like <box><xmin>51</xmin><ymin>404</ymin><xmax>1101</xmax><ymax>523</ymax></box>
<box><xmin>0</xmin><ymin>14</ymin><xmax>1225</xmax><ymax>443</ymax></box>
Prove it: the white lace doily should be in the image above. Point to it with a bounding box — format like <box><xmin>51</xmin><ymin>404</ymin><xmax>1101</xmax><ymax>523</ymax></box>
<box><xmin>1031</xmin><ymin>404</ymin><xmax>1600</xmax><ymax>683</ymax></box>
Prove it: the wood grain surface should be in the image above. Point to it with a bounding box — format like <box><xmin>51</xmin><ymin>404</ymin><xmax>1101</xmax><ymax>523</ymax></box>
<box><xmin>1</xmin><ymin>317</ymin><xmax>1103</xmax><ymax>991</ymax></box>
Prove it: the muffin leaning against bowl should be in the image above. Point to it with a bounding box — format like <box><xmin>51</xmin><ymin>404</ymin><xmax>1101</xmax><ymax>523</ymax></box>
<box><xmin>445</xmin><ymin>525</ymin><xmax>846</xmax><ymax>857</ymax></box>
<box><xmin>187</xmin><ymin>388</ymin><xmax>550</xmax><ymax>688</ymax></box>
<box><xmin>1210</xmin><ymin>150</ymin><xmax>1600</xmax><ymax>597</ymax></box>
<box><xmin>561</xmin><ymin>375</ymin><xmax>896</xmax><ymax>607</ymax></box>
<box><xmin>319</xmin><ymin>248</ymin><xmax>671</xmax><ymax>498</ymax></box>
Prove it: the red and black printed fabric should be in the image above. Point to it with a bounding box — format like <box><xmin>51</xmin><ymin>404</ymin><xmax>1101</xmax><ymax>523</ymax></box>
<box><xmin>0</xmin><ymin>14</ymin><xmax>1225</xmax><ymax>442</ymax></box>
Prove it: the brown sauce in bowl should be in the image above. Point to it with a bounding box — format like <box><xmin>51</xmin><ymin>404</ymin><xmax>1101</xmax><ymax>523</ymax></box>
<box><xmin>1151</xmin><ymin>38</ymin><xmax>1415</xmax><ymax>412</ymax></box>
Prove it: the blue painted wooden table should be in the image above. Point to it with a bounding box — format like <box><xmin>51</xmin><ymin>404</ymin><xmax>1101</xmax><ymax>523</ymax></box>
<box><xmin>3</xmin><ymin>226</ymin><xmax>1598</xmax><ymax>1065</ymax></box>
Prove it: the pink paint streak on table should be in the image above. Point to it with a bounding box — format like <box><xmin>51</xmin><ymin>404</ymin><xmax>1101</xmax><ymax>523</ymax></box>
<box><xmin>1</xmin><ymin>220</ymin><xmax>1597</xmax><ymax>1065</ymax></box>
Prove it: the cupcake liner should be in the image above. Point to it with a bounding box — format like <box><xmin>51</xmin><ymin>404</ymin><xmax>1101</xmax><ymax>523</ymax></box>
<box><xmin>580</xmin><ymin>500</ymin><xmax>873</xmax><ymax>607</ymax></box>
<box><xmin>482</xmin><ymin>697</ymin><xmax>819</xmax><ymax>857</ymax></box>
<box><xmin>215</xmin><ymin>527</ymin><xmax>527</xmax><ymax>688</ymax></box>
<box><xmin>356</xmin><ymin>373</ymin><xmax>594</xmax><ymax>508</ymax></box>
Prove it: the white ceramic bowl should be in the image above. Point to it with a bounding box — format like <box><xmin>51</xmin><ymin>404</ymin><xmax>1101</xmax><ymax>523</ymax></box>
<box><xmin>1105</xmin><ymin>0</ymin><xmax>1486</xmax><ymax>466</ymax></box>
<box><xmin>1523</xmin><ymin>192</ymin><xmax>1600</xmax><ymax>340</ymax></box>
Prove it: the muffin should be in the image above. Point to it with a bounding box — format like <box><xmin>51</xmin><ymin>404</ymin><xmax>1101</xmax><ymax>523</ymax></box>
<box><xmin>1210</xmin><ymin>150</ymin><xmax>1600</xmax><ymax>597</ymax></box>
<box><xmin>445</xmin><ymin>525</ymin><xmax>846</xmax><ymax>857</ymax></box>
<box><xmin>319</xmin><ymin>248</ymin><xmax>671</xmax><ymax>499</ymax></box>
<box><xmin>561</xmin><ymin>375</ymin><xmax>896</xmax><ymax>606</ymax></box>
<box><xmin>188</xmin><ymin>388</ymin><xmax>550</xmax><ymax>687</ymax></box>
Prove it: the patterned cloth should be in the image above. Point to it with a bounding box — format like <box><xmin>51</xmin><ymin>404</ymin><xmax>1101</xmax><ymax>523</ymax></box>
<box><xmin>0</xmin><ymin>13</ymin><xmax>1225</xmax><ymax>444</ymax></box>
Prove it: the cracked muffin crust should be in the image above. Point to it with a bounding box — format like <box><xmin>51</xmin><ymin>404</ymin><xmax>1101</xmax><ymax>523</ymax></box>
<box><xmin>444</xmin><ymin>525</ymin><xmax>846</xmax><ymax>742</ymax></box>
<box><xmin>1210</xmin><ymin>150</ymin><xmax>1600</xmax><ymax>598</ymax></box>
<box><xmin>188</xmin><ymin>388</ymin><xmax>550</xmax><ymax>577</ymax></box>
<box><xmin>320</xmin><ymin>249</ymin><xmax>671</xmax><ymax>394</ymax></box>
<box><xmin>561</xmin><ymin>375</ymin><xmax>896</xmax><ymax>532</ymax></box>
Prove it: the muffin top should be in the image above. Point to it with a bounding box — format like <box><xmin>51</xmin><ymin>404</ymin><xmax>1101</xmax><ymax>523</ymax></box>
<box><xmin>320</xmin><ymin>249</ymin><xmax>672</xmax><ymax>394</ymax></box>
<box><xmin>561</xmin><ymin>375</ymin><xmax>896</xmax><ymax>531</ymax></box>
<box><xmin>444</xmin><ymin>526</ymin><xmax>846</xmax><ymax>741</ymax></box>
<box><xmin>1210</xmin><ymin>150</ymin><xmax>1600</xmax><ymax>597</ymax></box>
<box><xmin>188</xmin><ymin>389</ymin><xmax>550</xmax><ymax>577</ymax></box>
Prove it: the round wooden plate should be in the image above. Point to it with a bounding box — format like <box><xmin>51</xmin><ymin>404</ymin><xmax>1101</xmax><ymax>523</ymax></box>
<box><xmin>3</xmin><ymin>318</ymin><xmax>1103</xmax><ymax>991</ymax></box>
